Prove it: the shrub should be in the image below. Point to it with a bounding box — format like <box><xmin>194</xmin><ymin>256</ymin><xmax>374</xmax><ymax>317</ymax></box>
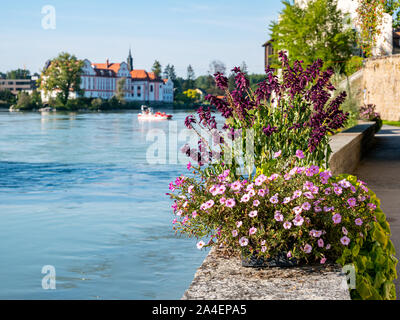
<box><xmin>359</xmin><ymin>104</ymin><xmax>382</xmax><ymax>132</ymax></box>
<box><xmin>337</xmin><ymin>174</ymin><xmax>397</xmax><ymax>300</ymax></box>
<box><xmin>168</xmin><ymin>163</ymin><xmax>397</xmax><ymax>300</ymax></box>
<box><xmin>345</xmin><ymin>56</ymin><xmax>364</xmax><ymax>76</ymax></box>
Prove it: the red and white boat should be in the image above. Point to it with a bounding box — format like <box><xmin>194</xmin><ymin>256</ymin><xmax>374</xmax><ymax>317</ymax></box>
<box><xmin>138</xmin><ymin>105</ymin><xmax>173</xmax><ymax>120</ymax></box>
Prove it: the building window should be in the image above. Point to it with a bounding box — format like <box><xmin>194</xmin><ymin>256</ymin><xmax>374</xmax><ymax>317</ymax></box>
<box><xmin>150</xmin><ymin>85</ymin><xmax>153</xmax><ymax>92</ymax></box>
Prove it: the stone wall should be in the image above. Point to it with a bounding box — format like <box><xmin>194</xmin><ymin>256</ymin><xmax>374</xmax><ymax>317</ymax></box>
<box><xmin>363</xmin><ymin>55</ymin><xmax>400</xmax><ymax>121</ymax></box>
<box><xmin>329</xmin><ymin>121</ymin><xmax>378</xmax><ymax>175</ymax></box>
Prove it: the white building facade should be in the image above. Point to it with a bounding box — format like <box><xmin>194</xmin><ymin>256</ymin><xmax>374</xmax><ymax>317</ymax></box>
<box><xmin>42</xmin><ymin>51</ymin><xmax>174</xmax><ymax>103</ymax></box>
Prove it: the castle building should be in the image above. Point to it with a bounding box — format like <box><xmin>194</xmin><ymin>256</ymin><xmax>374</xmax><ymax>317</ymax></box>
<box><xmin>42</xmin><ymin>50</ymin><xmax>174</xmax><ymax>103</ymax></box>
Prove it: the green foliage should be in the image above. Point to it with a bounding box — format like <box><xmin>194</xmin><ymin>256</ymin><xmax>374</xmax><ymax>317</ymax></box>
<box><xmin>336</xmin><ymin>174</ymin><xmax>397</xmax><ymax>300</ymax></box>
<box><xmin>163</xmin><ymin>64</ymin><xmax>177</xmax><ymax>81</ymax></box>
<box><xmin>345</xmin><ymin>56</ymin><xmax>364</xmax><ymax>76</ymax></box>
<box><xmin>270</xmin><ymin>0</ymin><xmax>356</xmax><ymax>71</ymax></box>
<box><xmin>0</xmin><ymin>89</ymin><xmax>16</xmax><ymax>104</ymax></box>
<box><xmin>6</xmin><ymin>68</ymin><xmax>30</xmax><ymax>79</ymax></box>
<box><xmin>152</xmin><ymin>60</ymin><xmax>162</xmax><ymax>78</ymax></box>
<box><xmin>384</xmin><ymin>0</ymin><xmax>400</xmax><ymax>29</ymax></box>
<box><xmin>40</xmin><ymin>52</ymin><xmax>84</xmax><ymax>106</ymax></box>
<box><xmin>13</xmin><ymin>90</ymin><xmax>42</xmax><ymax>110</ymax></box>
<box><xmin>115</xmin><ymin>78</ymin><xmax>127</xmax><ymax>104</ymax></box>
<box><xmin>355</xmin><ymin>0</ymin><xmax>386</xmax><ymax>57</ymax></box>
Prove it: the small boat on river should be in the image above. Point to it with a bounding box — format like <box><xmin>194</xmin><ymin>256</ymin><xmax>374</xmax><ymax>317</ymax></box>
<box><xmin>138</xmin><ymin>105</ymin><xmax>172</xmax><ymax>121</ymax></box>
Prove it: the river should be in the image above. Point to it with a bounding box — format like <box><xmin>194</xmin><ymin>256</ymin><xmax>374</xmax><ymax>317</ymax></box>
<box><xmin>0</xmin><ymin>109</ymin><xmax>208</xmax><ymax>299</ymax></box>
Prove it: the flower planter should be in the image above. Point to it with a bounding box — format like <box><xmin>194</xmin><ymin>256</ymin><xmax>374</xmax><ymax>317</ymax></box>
<box><xmin>241</xmin><ymin>252</ymin><xmax>299</xmax><ymax>268</ymax></box>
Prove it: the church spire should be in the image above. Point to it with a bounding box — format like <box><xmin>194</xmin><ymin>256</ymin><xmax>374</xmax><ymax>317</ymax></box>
<box><xmin>127</xmin><ymin>47</ymin><xmax>133</xmax><ymax>71</ymax></box>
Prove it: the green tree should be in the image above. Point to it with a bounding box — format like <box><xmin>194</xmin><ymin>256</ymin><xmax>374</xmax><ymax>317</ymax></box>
<box><xmin>116</xmin><ymin>78</ymin><xmax>127</xmax><ymax>103</ymax></box>
<box><xmin>270</xmin><ymin>0</ymin><xmax>356</xmax><ymax>71</ymax></box>
<box><xmin>0</xmin><ymin>89</ymin><xmax>15</xmax><ymax>104</ymax></box>
<box><xmin>240</xmin><ymin>61</ymin><xmax>248</xmax><ymax>74</ymax></box>
<box><xmin>208</xmin><ymin>60</ymin><xmax>226</xmax><ymax>75</ymax></box>
<box><xmin>40</xmin><ymin>52</ymin><xmax>84</xmax><ymax>106</ymax></box>
<box><xmin>186</xmin><ymin>65</ymin><xmax>196</xmax><ymax>90</ymax></box>
<box><xmin>384</xmin><ymin>0</ymin><xmax>400</xmax><ymax>28</ymax></box>
<box><xmin>152</xmin><ymin>60</ymin><xmax>162</xmax><ymax>78</ymax></box>
<box><xmin>6</xmin><ymin>68</ymin><xmax>30</xmax><ymax>79</ymax></box>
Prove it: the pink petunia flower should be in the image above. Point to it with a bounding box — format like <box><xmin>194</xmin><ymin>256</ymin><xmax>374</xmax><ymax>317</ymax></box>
<box><xmin>249</xmin><ymin>227</ymin><xmax>257</xmax><ymax>235</ymax></box>
<box><xmin>270</xmin><ymin>194</ymin><xmax>279</xmax><ymax>204</ymax></box>
<box><xmin>340</xmin><ymin>236</ymin><xmax>351</xmax><ymax>246</ymax></box>
<box><xmin>240</xmin><ymin>194</ymin><xmax>250</xmax><ymax>203</ymax></box>
<box><xmin>342</xmin><ymin>227</ymin><xmax>348</xmax><ymax>235</ymax></box>
<box><xmin>197</xmin><ymin>241</ymin><xmax>205</xmax><ymax>249</ymax></box>
<box><xmin>283</xmin><ymin>221</ymin><xmax>292</xmax><ymax>229</ymax></box>
<box><xmin>192</xmin><ymin>211</ymin><xmax>198</xmax><ymax>218</ymax></box>
<box><xmin>249</xmin><ymin>210</ymin><xmax>258</xmax><ymax>218</ymax></box>
<box><xmin>334</xmin><ymin>186</ymin><xmax>343</xmax><ymax>195</ymax></box>
<box><xmin>295</xmin><ymin>150</ymin><xmax>305</xmax><ymax>159</ymax></box>
<box><xmin>258</xmin><ymin>189</ymin><xmax>266</xmax><ymax>197</ymax></box>
<box><xmin>224</xmin><ymin>198</ymin><xmax>235</xmax><ymax>208</ymax></box>
<box><xmin>293</xmin><ymin>206</ymin><xmax>303</xmax><ymax>215</ymax></box>
<box><xmin>253</xmin><ymin>200</ymin><xmax>260</xmax><ymax>207</ymax></box>
<box><xmin>293</xmin><ymin>215</ymin><xmax>304</xmax><ymax>226</ymax></box>
<box><xmin>261</xmin><ymin>246</ymin><xmax>267</xmax><ymax>252</ymax></box>
<box><xmin>320</xmin><ymin>257</ymin><xmax>327</xmax><ymax>264</ymax></box>
<box><xmin>318</xmin><ymin>239</ymin><xmax>324</xmax><ymax>248</ymax></box>
<box><xmin>273</xmin><ymin>150</ymin><xmax>282</xmax><ymax>158</ymax></box>
<box><xmin>293</xmin><ymin>190</ymin><xmax>302</xmax><ymax>199</ymax></box>
<box><xmin>232</xmin><ymin>230</ymin><xmax>238</xmax><ymax>237</ymax></box>
<box><xmin>274</xmin><ymin>211</ymin><xmax>284</xmax><ymax>222</ymax></box>
<box><xmin>303</xmin><ymin>244</ymin><xmax>312</xmax><ymax>253</ymax></box>
<box><xmin>236</xmin><ymin>221</ymin><xmax>243</xmax><ymax>228</ymax></box>
<box><xmin>239</xmin><ymin>237</ymin><xmax>249</xmax><ymax>246</ymax></box>
<box><xmin>301</xmin><ymin>202</ymin><xmax>311</xmax><ymax>211</ymax></box>
<box><xmin>347</xmin><ymin>197</ymin><xmax>357</xmax><ymax>207</ymax></box>
<box><xmin>332</xmin><ymin>213</ymin><xmax>342</xmax><ymax>224</ymax></box>
<box><xmin>283</xmin><ymin>197</ymin><xmax>291</xmax><ymax>204</ymax></box>
<box><xmin>355</xmin><ymin>218</ymin><xmax>363</xmax><ymax>226</ymax></box>
<box><xmin>231</xmin><ymin>181</ymin><xmax>242</xmax><ymax>191</ymax></box>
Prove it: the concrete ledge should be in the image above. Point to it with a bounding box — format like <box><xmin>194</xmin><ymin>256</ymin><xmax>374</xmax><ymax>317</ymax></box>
<box><xmin>329</xmin><ymin>121</ymin><xmax>378</xmax><ymax>175</ymax></box>
<box><xmin>182</xmin><ymin>248</ymin><xmax>350</xmax><ymax>300</ymax></box>
<box><xmin>183</xmin><ymin>121</ymin><xmax>378</xmax><ymax>300</ymax></box>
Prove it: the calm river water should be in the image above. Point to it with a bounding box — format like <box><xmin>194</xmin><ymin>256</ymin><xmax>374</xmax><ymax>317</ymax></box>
<box><xmin>0</xmin><ymin>109</ymin><xmax>208</xmax><ymax>299</ymax></box>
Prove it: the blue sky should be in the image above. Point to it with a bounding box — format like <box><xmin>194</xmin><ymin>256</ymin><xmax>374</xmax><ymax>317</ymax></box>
<box><xmin>0</xmin><ymin>0</ymin><xmax>284</xmax><ymax>77</ymax></box>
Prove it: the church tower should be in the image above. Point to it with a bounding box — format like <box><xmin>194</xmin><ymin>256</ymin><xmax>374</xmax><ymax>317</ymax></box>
<box><xmin>127</xmin><ymin>48</ymin><xmax>133</xmax><ymax>71</ymax></box>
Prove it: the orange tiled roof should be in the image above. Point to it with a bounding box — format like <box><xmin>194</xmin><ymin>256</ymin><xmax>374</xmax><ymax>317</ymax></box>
<box><xmin>92</xmin><ymin>63</ymin><xmax>121</xmax><ymax>73</ymax></box>
<box><xmin>130</xmin><ymin>69</ymin><xmax>149</xmax><ymax>80</ymax></box>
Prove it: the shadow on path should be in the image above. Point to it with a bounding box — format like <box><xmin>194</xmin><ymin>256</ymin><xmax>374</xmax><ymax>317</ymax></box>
<box><xmin>353</xmin><ymin>125</ymin><xmax>400</xmax><ymax>299</ymax></box>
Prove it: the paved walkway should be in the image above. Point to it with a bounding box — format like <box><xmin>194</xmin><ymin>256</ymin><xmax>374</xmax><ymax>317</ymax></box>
<box><xmin>353</xmin><ymin>125</ymin><xmax>400</xmax><ymax>299</ymax></box>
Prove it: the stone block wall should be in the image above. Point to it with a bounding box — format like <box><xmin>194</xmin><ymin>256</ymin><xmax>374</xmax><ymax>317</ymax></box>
<box><xmin>363</xmin><ymin>55</ymin><xmax>400</xmax><ymax>121</ymax></box>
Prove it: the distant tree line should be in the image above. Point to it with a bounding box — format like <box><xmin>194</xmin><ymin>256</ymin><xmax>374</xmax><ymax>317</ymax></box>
<box><xmin>150</xmin><ymin>59</ymin><xmax>267</xmax><ymax>106</ymax></box>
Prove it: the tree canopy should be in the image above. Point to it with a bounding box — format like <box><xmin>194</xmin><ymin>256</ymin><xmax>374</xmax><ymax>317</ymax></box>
<box><xmin>39</xmin><ymin>52</ymin><xmax>84</xmax><ymax>105</ymax></box>
<box><xmin>385</xmin><ymin>0</ymin><xmax>400</xmax><ymax>28</ymax></box>
<box><xmin>270</xmin><ymin>0</ymin><xmax>356</xmax><ymax>71</ymax></box>
<box><xmin>6</xmin><ymin>68</ymin><xmax>31</xmax><ymax>79</ymax></box>
<box><xmin>151</xmin><ymin>60</ymin><xmax>162</xmax><ymax>78</ymax></box>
